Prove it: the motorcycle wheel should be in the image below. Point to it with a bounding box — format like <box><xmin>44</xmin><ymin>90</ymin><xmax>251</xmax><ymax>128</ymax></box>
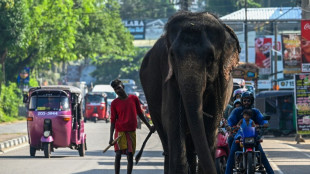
<box><xmin>30</xmin><ymin>146</ymin><xmax>36</xmax><ymax>157</ymax></box>
<box><xmin>44</xmin><ymin>143</ymin><xmax>51</xmax><ymax>158</ymax></box>
<box><xmin>216</xmin><ymin>156</ymin><xmax>227</xmax><ymax>174</ymax></box>
<box><xmin>79</xmin><ymin>141</ymin><xmax>86</xmax><ymax>157</ymax></box>
<box><xmin>246</xmin><ymin>152</ymin><xmax>255</xmax><ymax>174</ymax></box>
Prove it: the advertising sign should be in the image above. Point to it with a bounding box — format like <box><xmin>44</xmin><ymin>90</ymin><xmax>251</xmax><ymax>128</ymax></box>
<box><xmin>294</xmin><ymin>74</ymin><xmax>310</xmax><ymax>134</ymax></box>
<box><xmin>17</xmin><ymin>67</ymin><xmax>30</xmax><ymax>84</ymax></box>
<box><xmin>301</xmin><ymin>20</ymin><xmax>310</xmax><ymax>72</ymax></box>
<box><xmin>255</xmin><ymin>37</ymin><xmax>272</xmax><ymax>75</ymax></box>
<box><xmin>282</xmin><ymin>34</ymin><xmax>302</xmax><ymax>74</ymax></box>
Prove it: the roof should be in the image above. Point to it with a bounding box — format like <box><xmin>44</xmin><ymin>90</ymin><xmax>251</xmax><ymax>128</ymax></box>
<box><xmin>92</xmin><ymin>85</ymin><xmax>114</xmax><ymax>93</ymax></box>
<box><xmin>220</xmin><ymin>7</ymin><xmax>301</xmax><ymax>21</ymax></box>
<box><xmin>29</xmin><ymin>85</ymin><xmax>82</xmax><ymax>94</ymax></box>
<box><xmin>256</xmin><ymin>90</ymin><xmax>294</xmax><ymax>98</ymax></box>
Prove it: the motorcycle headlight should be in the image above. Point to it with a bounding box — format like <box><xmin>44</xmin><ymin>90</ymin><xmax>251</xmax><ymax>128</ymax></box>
<box><xmin>245</xmin><ymin>137</ymin><xmax>255</xmax><ymax>144</ymax></box>
<box><xmin>43</xmin><ymin>131</ymin><xmax>51</xmax><ymax>138</ymax></box>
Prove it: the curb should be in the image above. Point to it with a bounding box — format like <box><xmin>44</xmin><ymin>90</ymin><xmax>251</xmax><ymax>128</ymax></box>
<box><xmin>0</xmin><ymin>135</ymin><xmax>28</xmax><ymax>153</ymax></box>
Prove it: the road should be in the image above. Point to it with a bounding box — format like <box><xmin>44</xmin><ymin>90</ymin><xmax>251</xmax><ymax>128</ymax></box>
<box><xmin>0</xmin><ymin>121</ymin><xmax>309</xmax><ymax>174</ymax></box>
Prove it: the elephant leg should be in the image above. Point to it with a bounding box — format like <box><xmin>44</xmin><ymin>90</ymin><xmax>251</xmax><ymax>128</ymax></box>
<box><xmin>148</xmin><ymin>103</ymin><xmax>169</xmax><ymax>174</ymax></box>
<box><xmin>204</xmin><ymin>116</ymin><xmax>220</xmax><ymax>162</ymax></box>
<box><xmin>162</xmin><ymin>81</ymin><xmax>188</xmax><ymax>174</ymax></box>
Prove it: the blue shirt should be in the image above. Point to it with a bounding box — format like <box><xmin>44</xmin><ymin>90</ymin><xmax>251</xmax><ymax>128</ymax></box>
<box><xmin>228</xmin><ymin>107</ymin><xmax>267</xmax><ymax>127</ymax></box>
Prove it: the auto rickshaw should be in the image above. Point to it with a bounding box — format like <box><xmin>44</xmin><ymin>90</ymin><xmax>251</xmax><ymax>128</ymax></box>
<box><xmin>255</xmin><ymin>90</ymin><xmax>296</xmax><ymax>137</ymax></box>
<box><xmin>84</xmin><ymin>92</ymin><xmax>109</xmax><ymax>123</ymax></box>
<box><xmin>24</xmin><ymin>85</ymin><xmax>86</xmax><ymax>158</ymax></box>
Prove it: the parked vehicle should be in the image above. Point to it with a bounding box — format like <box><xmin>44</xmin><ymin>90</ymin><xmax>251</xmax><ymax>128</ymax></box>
<box><xmin>84</xmin><ymin>92</ymin><xmax>109</xmax><ymax>123</ymax></box>
<box><xmin>24</xmin><ymin>85</ymin><xmax>86</xmax><ymax>158</ymax></box>
<box><xmin>215</xmin><ymin>119</ymin><xmax>230</xmax><ymax>174</ymax></box>
<box><xmin>233</xmin><ymin>116</ymin><xmax>270</xmax><ymax>174</ymax></box>
<box><xmin>255</xmin><ymin>90</ymin><xmax>296</xmax><ymax>137</ymax></box>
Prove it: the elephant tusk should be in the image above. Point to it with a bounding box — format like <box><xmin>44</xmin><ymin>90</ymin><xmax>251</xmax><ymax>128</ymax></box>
<box><xmin>203</xmin><ymin>112</ymin><xmax>213</xmax><ymax>118</ymax></box>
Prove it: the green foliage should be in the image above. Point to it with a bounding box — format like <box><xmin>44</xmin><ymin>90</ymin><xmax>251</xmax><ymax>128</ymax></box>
<box><xmin>0</xmin><ymin>83</ymin><xmax>23</xmax><ymax>120</ymax></box>
<box><xmin>4</xmin><ymin>0</ymin><xmax>135</xmax><ymax>83</ymax></box>
<box><xmin>120</xmin><ymin>0</ymin><xmax>176</xmax><ymax>19</ymax></box>
<box><xmin>92</xmin><ymin>47</ymin><xmax>149</xmax><ymax>86</ymax></box>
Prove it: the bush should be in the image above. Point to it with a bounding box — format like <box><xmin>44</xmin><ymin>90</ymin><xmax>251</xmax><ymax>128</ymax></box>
<box><xmin>0</xmin><ymin>83</ymin><xmax>23</xmax><ymax>121</ymax></box>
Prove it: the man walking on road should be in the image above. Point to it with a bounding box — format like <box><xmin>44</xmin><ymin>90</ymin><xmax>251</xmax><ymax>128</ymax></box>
<box><xmin>109</xmin><ymin>79</ymin><xmax>154</xmax><ymax>174</ymax></box>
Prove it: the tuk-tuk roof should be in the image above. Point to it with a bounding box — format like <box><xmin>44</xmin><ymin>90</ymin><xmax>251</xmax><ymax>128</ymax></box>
<box><xmin>256</xmin><ymin>90</ymin><xmax>294</xmax><ymax>98</ymax></box>
<box><xmin>29</xmin><ymin>85</ymin><xmax>82</xmax><ymax>94</ymax></box>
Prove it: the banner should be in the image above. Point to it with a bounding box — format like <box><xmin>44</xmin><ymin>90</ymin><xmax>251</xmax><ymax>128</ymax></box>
<box><xmin>294</xmin><ymin>74</ymin><xmax>310</xmax><ymax>134</ymax></box>
<box><xmin>17</xmin><ymin>67</ymin><xmax>30</xmax><ymax>84</ymax></box>
<box><xmin>282</xmin><ymin>34</ymin><xmax>302</xmax><ymax>74</ymax></box>
<box><xmin>255</xmin><ymin>37</ymin><xmax>272</xmax><ymax>75</ymax></box>
<box><xmin>301</xmin><ymin>20</ymin><xmax>310</xmax><ymax>72</ymax></box>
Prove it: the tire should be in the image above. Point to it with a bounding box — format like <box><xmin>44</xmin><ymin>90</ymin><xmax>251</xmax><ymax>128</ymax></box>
<box><xmin>84</xmin><ymin>118</ymin><xmax>87</xmax><ymax>123</ymax></box>
<box><xmin>246</xmin><ymin>152</ymin><xmax>255</xmax><ymax>174</ymax></box>
<box><xmin>44</xmin><ymin>143</ymin><xmax>51</xmax><ymax>158</ymax></box>
<box><xmin>30</xmin><ymin>146</ymin><xmax>36</xmax><ymax>157</ymax></box>
<box><xmin>93</xmin><ymin>117</ymin><xmax>97</xmax><ymax>123</ymax></box>
<box><xmin>79</xmin><ymin>141</ymin><xmax>86</xmax><ymax>157</ymax></box>
<box><xmin>216</xmin><ymin>156</ymin><xmax>227</xmax><ymax>174</ymax></box>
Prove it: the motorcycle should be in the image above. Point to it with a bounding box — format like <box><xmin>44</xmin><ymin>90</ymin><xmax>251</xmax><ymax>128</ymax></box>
<box><xmin>232</xmin><ymin>116</ymin><xmax>270</xmax><ymax>174</ymax></box>
<box><xmin>215</xmin><ymin>121</ymin><xmax>230</xmax><ymax>174</ymax></box>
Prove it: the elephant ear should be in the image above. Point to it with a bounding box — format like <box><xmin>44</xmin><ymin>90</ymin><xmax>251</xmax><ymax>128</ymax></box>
<box><xmin>222</xmin><ymin>24</ymin><xmax>241</xmax><ymax>81</ymax></box>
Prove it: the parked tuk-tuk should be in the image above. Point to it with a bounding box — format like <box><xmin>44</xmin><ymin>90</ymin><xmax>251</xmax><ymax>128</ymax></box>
<box><xmin>255</xmin><ymin>90</ymin><xmax>296</xmax><ymax>137</ymax></box>
<box><xmin>24</xmin><ymin>85</ymin><xmax>86</xmax><ymax>158</ymax></box>
<box><xmin>84</xmin><ymin>92</ymin><xmax>110</xmax><ymax>123</ymax></box>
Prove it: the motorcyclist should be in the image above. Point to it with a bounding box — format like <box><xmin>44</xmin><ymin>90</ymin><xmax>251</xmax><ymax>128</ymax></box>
<box><xmin>225</xmin><ymin>91</ymin><xmax>274</xmax><ymax>174</ymax></box>
<box><xmin>227</xmin><ymin>98</ymin><xmax>242</xmax><ymax>148</ymax></box>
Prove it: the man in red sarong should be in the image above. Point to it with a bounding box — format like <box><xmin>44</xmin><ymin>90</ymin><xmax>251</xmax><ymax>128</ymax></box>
<box><xmin>109</xmin><ymin>79</ymin><xmax>154</xmax><ymax>174</ymax></box>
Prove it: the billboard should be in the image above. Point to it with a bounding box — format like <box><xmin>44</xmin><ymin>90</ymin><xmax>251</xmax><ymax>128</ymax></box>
<box><xmin>294</xmin><ymin>74</ymin><xmax>310</xmax><ymax>134</ymax></box>
<box><xmin>255</xmin><ymin>37</ymin><xmax>272</xmax><ymax>75</ymax></box>
<box><xmin>282</xmin><ymin>34</ymin><xmax>302</xmax><ymax>74</ymax></box>
<box><xmin>301</xmin><ymin>20</ymin><xmax>310</xmax><ymax>72</ymax></box>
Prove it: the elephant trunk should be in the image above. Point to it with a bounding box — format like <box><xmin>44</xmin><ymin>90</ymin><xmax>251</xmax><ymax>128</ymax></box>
<box><xmin>178</xmin><ymin>75</ymin><xmax>217</xmax><ymax>174</ymax></box>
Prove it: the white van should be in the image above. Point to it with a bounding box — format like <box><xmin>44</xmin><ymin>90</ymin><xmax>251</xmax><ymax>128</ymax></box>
<box><xmin>92</xmin><ymin>85</ymin><xmax>117</xmax><ymax>105</ymax></box>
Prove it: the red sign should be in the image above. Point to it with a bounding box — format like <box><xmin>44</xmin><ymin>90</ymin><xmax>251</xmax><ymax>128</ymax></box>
<box><xmin>301</xmin><ymin>20</ymin><xmax>310</xmax><ymax>72</ymax></box>
<box><xmin>255</xmin><ymin>37</ymin><xmax>272</xmax><ymax>74</ymax></box>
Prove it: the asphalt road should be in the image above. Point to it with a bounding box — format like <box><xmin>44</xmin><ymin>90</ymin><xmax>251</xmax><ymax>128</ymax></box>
<box><xmin>0</xmin><ymin>121</ymin><xmax>310</xmax><ymax>174</ymax></box>
<box><xmin>0</xmin><ymin>121</ymin><xmax>164</xmax><ymax>174</ymax></box>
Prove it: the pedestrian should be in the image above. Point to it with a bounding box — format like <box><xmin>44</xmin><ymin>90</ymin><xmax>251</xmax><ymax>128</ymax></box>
<box><xmin>109</xmin><ymin>79</ymin><xmax>155</xmax><ymax>174</ymax></box>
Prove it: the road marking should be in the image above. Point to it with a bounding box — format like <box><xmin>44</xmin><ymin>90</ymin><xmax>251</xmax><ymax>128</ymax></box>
<box><xmin>268</xmin><ymin>160</ymin><xmax>284</xmax><ymax>174</ymax></box>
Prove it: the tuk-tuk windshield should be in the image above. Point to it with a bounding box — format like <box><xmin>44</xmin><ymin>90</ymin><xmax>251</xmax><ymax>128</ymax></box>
<box><xmin>29</xmin><ymin>96</ymin><xmax>70</xmax><ymax>111</ymax></box>
<box><xmin>86</xmin><ymin>95</ymin><xmax>105</xmax><ymax>104</ymax></box>
<box><xmin>106</xmin><ymin>92</ymin><xmax>117</xmax><ymax>99</ymax></box>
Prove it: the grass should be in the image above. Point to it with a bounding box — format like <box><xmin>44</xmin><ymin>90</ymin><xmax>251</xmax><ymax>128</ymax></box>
<box><xmin>0</xmin><ymin>115</ymin><xmax>26</xmax><ymax>123</ymax></box>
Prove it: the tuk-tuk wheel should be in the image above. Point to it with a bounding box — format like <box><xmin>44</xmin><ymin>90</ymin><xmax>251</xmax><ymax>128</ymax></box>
<box><xmin>44</xmin><ymin>143</ymin><xmax>51</xmax><ymax>158</ymax></box>
<box><xmin>79</xmin><ymin>141</ymin><xmax>86</xmax><ymax>157</ymax></box>
<box><xmin>30</xmin><ymin>146</ymin><xmax>36</xmax><ymax>157</ymax></box>
<box><xmin>84</xmin><ymin>118</ymin><xmax>87</xmax><ymax>123</ymax></box>
<box><xmin>93</xmin><ymin>117</ymin><xmax>97</xmax><ymax>123</ymax></box>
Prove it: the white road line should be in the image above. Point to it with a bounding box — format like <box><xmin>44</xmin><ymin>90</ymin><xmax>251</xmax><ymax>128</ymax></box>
<box><xmin>275</xmin><ymin>140</ymin><xmax>310</xmax><ymax>158</ymax></box>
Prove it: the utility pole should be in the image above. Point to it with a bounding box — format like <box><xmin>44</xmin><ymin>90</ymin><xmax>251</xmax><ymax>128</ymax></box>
<box><xmin>274</xmin><ymin>21</ymin><xmax>278</xmax><ymax>90</ymax></box>
<box><xmin>245</xmin><ymin>0</ymin><xmax>248</xmax><ymax>63</ymax></box>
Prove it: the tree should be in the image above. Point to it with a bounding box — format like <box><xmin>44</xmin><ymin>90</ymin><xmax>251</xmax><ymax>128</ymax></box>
<box><xmin>4</xmin><ymin>0</ymin><xmax>135</xmax><ymax>83</ymax></box>
<box><xmin>120</xmin><ymin>0</ymin><xmax>176</xmax><ymax>19</ymax></box>
<box><xmin>91</xmin><ymin>47</ymin><xmax>148</xmax><ymax>86</ymax></box>
<box><xmin>0</xmin><ymin>0</ymin><xmax>29</xmax><ymax>85</ymax></box>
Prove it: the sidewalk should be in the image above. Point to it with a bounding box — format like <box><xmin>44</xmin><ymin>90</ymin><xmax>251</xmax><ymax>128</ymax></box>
<box><xmin>0</xmin><ymin>121</ymin><xmax>28</xmax><ymax>153</ymax></box>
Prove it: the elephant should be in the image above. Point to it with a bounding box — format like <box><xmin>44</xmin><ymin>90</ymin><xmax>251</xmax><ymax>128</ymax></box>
<box><xmin>139</xmin><ymin>11</ymin><xmax>240</xmax><ymax>174</ymax></box>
